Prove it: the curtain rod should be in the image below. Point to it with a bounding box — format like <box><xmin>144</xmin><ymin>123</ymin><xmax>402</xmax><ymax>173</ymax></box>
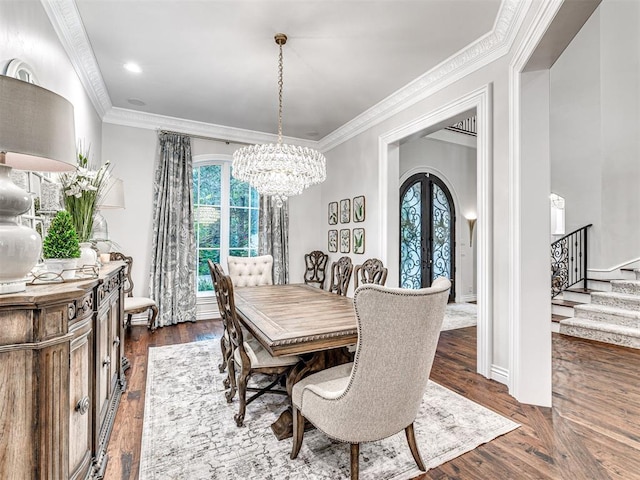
<box><xmin>157</xmin><ymin>129</ymin><xmax>252</xmax><ymax>146</ymax></box>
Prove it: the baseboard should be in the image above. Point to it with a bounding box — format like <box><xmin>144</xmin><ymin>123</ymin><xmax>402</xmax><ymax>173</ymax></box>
<box><xmin>460</xmin><ymin>294</ymin><xmax>477</xmax><ymax>303</ymax></box>
<box><xmin>130</xmin><ymin>313</ymin><xmax>147</xmax><ymax>326</ymax></box>
<box><xmin>490</xmin><ymin>364</ymin><xmax>509</xmax><ymax>386</ymax></box>
<box><xmin>129</xmin><ymin>298</ymin><xmax>220</xmax><ymax>326</ymax></box>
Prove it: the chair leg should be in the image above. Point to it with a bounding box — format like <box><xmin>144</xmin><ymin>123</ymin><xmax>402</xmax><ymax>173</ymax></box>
<box><xmin>148</xmin><ymin>305</ymin><xmax>158</xmax><ymax>331</ymax></box>
<box><xmin>234</xmin><ymin>364</ymin><xmax>251</xmax><ymax>427</ymax></box>
<box><xmin>405</xmin><ymin>423</ymin><xmax>426</xmax><ymax>471</ymax></box>
<box><xmin>225</xmin><ymin>356</ymin><xmax>237</xmax><ymax>403</ymax></box>
<box><xmin>290</xmin><ymin>406</ymin><xmax>305</xmax><ymax>459</ymax></box>
<box><xmin>350</xmin><ymin>443</ymin><xmax>359</xmax><ymax>480</ymax></box>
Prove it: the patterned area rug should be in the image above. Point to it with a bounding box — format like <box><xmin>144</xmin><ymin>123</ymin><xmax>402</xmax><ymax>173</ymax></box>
<box><xmin>442</xmin><ymin>302</ymin><xmax>477</xmax><ymax>331</ymax></box>
<box><xmin>139</xmin><ymin>340</ymin><xmax>517</xmax><ymax>479</ymax></box>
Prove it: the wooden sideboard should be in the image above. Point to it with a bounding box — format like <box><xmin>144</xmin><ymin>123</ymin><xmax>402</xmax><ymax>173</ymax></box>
<box><xmin>0</xmin><ymin>262</ymin><xmax>126</xmax><ymax>479</ymax></box>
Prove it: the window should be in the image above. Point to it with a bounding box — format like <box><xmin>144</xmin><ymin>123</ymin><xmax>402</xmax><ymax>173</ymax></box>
<box><xmin>193</xmin><ymin>155</ymin><xmax>259</xmax><ymax>293</ymax></box>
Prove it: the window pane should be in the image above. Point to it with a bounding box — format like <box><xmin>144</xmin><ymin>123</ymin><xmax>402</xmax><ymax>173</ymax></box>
<box><xmin>250</xmin><ymin>209</ymin><xmax>259</xmax><ymax>250</ymax></box>
<box><xmin>250</xmin><ymin>186</ymin><xmax>259</xmax><ymax>208</ymax></box>
<box><xmin>192</xmin><ymin>168</ymin><xmax>199</xmax><ymax>205</ymax></box>
<box><xmin>197</xmin><ymin>249</ymin><xmax>219</xmax><ymax>292</ymax></box>
<box><xmin>229</xmin><ymin>249</ymin><xmax>249</xmax><ymax>257</ymax></box>
<box><xmin>199</xmin><ymin>165</ymin><xmax>222</xmax><ymax>205</ymax></box>
<box><xmin>230</xmin><ymin>172</ymin><xmax>250</xmax><ymax>207</ymax></box>
<box><xmin>432</xmin><ymin>183</ymin><xmax>451</xmax><ymax>281</ymax></box>
<box><xmin>229</xmin><ymin>207</ymin><xmax>249</xmax><ymax>248</ymax></box>
<box><xmin>198</xmin><ymin>217</ymin><xmax>220</xmax><ymax>248</ymax></box>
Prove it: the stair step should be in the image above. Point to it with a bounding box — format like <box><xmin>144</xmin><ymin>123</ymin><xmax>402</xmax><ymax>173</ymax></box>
<box><xmin>559</xmin><ymin>317</ymin><xmax>640</xmax><ymax>349</ymax></box>
<box><xmin>611</xmin><ymin>279</ymin><xmax>640</xmax><ymax>295</ymax></box>
<box><xmin>565</xmin><ymin>287</ymin><xmax>601</xmax><ymax>294</ymax></box>
<box><xmin>591</xmin><ymin>291</ymin><xmax>640</xmax><ymax>311</ymax></box>
<box><xmin>586</xmin><ymin>278</ymin><xmax>615</xmax><ymax>291</ymax></box>
<box><xmin>552</xmin><ymin>313</ymin><xmax>570</xmax><ymax>323</ymax></box>
<box><xmin>573</xmin><ymin>304</ymin><xmax>640</xmax><ymax>328</ymax></box>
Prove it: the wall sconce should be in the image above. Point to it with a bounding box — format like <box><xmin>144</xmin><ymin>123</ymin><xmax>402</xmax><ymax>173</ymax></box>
<box><xmin>466</xmin><ymin>214</ymin><xmax>477</xmax><ymax>247</ymax></box>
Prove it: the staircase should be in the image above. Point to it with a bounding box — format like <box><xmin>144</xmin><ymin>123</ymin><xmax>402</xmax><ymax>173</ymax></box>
<box><xmin>556</xmin><ymin>269</ymin><xmax>640</xmax><ymax>349</ymax></box>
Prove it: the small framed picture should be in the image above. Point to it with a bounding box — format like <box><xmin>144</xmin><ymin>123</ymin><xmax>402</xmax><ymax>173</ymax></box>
<box><xmin>340</xmin><ymin>229</ymin><xmax>350</xmax><ymax>253</ymax></box>
<box><xmin>353</xmin><ymin>228</ymin><xmax>365</xmax><ymax>254</ymax></box>
<box><xmin>353</xmin><ymin>196</ymin><xmax>365</xmax><ymax>222</ymax></box>
<box><xmin>340</xmin><ymin>199</ymin><xmax>350</xmax><ymax>223</ymax></box>
<box><xmin>328</xmin><ymin>202</ymin><xmax>338</xmax><ymax>225</ymax></box>
<box><xmin>328</xmin><ymin>230</ymin><xmax>338</xmax><ymax>252</ymax></box>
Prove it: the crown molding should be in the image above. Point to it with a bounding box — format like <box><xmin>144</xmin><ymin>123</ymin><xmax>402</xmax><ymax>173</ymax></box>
<box><xmin>45</xmin><ymin>0</ymin><xmax>528</xmax><ymax>152</ymax></box>
<box><xmin>318</xmin><ymin>0</ymin><xmax>529</xmax><ymax>152</ymax></box>
<box><xmin>103</xmin><ymin>107</ymin><xmax>319</xmax><ymax>148</ymax></box>
<box><xmin>41</xmin><ymin>0</ymin><xmax>111</xmax><ymax>117</ymax></box>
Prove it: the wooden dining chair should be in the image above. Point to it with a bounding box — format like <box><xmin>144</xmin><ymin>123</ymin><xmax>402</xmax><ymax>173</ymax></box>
<box><xmin>227</xmin><ymin>254</ymin><xmax>273</xmax><ymax>287</ymax></box>
<box><xmin>110</xmin><ymin>252</ymin><xmax>158</xmax><ymax>331</ymax></box>
<box><xmin>208</xmin><ymin>260</ymin><xmax>234</xmax><ymax>390</ymax></box>
<box><xmin>213</xmin><ymin>269</ymin><xmax>300</xmax><ymax>427</ymax></box>
<box><xmin>290</xmin><ymin>278</ymin><xmax>451</xmax><ymax>480</ymax></box>
<box><xmin>304</xmin><ymin>250</ymin><xmax>329</xmax><ymax>289</ymax></box>
<box><xmin>353</xmin><ymin>258</ymin><xmax>388</xmax><ymax>289</ymax></box>
<box><xmin>328</xmin><ymin>256</ymin><xmax>353</xmax><ymax>296</ymax></box>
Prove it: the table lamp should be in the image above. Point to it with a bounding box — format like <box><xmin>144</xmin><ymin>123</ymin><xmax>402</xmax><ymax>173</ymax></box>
<box><xmin>0</xmin><ymin>74</ymin><xmax>76</xmax><ymax>293</ymax></box>
<box><xmin>92</xmin><ymin>176</ymin><xmax>125</xmax><ymax>253</ymax></box>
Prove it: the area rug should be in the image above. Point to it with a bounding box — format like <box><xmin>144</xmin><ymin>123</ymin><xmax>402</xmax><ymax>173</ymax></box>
<box><xmin>139</xmin><ymin>340</ymin><xmax>517</xmax><ymax>480</ymax></box>
<box><xmin>442</xmin><ymin>302</ymin><xmax>477</xmax><ymax>331</ymax></box>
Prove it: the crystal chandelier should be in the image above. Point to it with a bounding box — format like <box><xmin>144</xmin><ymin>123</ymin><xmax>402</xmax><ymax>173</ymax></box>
<box><xmin>233</xmin><ymin>33</ymin><xmax>326</xmax><ymax>207</ymax></box>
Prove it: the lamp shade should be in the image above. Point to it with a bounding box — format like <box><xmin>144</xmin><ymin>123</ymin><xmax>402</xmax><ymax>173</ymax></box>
<box><xmin>99</xmin><ymin>177</ymin><xmax>125</xmax><ymax>209</ymax></box>
<box><xmin>0</xmin><ymin>74</ymin><xmax>76</xmax><ymax>171</ymax></box>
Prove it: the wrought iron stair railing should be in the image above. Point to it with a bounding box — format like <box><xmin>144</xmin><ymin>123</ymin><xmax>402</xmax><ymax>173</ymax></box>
<box><xmin>551</xmin><ymin>224</ymin><xmax>592</xmax><ymax>298</ymax></box>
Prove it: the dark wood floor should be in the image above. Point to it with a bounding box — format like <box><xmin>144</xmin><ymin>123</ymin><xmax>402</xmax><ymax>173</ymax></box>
<box><xmin>104</xmin><ymin>321</ymin><xmax>640</xmax><ymax>480</ymax></box>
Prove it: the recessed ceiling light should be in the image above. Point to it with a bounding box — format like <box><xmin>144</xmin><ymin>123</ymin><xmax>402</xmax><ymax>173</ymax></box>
<box><xmin>127</xmin><ymin>98</ymin><xmax>146</xmax><ymax>106</ymax></box>
<box><xmin>123</xmin><ymin>62</ymin><xmax>142</xmax><ymax>74</ymax></box>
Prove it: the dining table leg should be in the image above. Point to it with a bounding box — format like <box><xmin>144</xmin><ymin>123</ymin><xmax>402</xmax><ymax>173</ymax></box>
<box><xmin>270</xmin><ymin>347</ymin><xmax>353</xmax><ymax>440</ymax></box>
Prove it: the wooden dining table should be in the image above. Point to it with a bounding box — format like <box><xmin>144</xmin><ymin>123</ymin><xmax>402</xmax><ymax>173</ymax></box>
<box><xmin>233</xmin><ymin>283</ymin><xmax>358</xmax><ymax>439</ymax></box>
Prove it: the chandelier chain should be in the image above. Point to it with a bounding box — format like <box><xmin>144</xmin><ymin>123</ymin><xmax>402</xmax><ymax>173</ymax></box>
<box><xmin>277</xmin><ymin>41</ymin><xmax>284</xmax><ymax>144</ymax></box>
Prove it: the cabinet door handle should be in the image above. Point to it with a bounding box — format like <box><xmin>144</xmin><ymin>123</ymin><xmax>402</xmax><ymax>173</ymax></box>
<box><xmin>113</xmin><ymin>336</ymin><xmax>120</xmax><ymax>347</ymax></box>
<box><xmin>103</xmin><ymin>356</ymin><xmax>111</xmax><ymax>367</ymax></box>
<box><xmin>75</xmin><ymin>396</ymin><xmax>90</xmax><ymax>415</ymax></box>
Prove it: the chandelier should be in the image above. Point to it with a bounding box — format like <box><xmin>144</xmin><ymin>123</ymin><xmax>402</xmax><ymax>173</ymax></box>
<box><xmin>233</xmin><ymin>33</ymin><xmax>326</xmax><ymax>207</ymax></box>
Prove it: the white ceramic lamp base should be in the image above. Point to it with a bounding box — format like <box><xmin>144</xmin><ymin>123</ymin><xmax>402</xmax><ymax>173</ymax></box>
<box><xmin>0</xmin><ymin>164</ymin><xmax>42</xmax><ymax>294</ymax></box>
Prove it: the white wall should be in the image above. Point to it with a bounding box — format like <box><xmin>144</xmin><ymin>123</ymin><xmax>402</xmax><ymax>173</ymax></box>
<box><xmin>0</xmin><ymin>1</ymin><xmax>102</xmax><ymax>163</ymax></box>
<box><xmin>550</xmin><ymin>0</ymin><xmax>640</xmax><ymax>270</ymax></box>
<box><xmin>399</xmin><ymin>135</ymin><xmax>478</xmax><ymax>301</ymax></box>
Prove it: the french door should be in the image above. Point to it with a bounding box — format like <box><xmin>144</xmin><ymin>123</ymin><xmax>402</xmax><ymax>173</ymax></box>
<box><xmin>400</xmin><ymin>173</ymin><xmax>455</xmax><ymax>301</ymax></box>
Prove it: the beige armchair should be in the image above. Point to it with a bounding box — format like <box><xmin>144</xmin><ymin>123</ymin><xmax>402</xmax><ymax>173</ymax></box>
<box><xmin>290</xmin><ymin>277</ymin><xmax>451</xmax><ymax>479</ymax></box>
<box><xmin>227</xmin><ymin>254</ymin><xmax>273</xmax><ymax>287</ymax></box>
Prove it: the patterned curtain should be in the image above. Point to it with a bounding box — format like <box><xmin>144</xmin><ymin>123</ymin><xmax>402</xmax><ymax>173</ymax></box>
<box><xmin>258</xmin><ymin>196</ymin><xmax>289</xmax><ymax>284</ymax></box>
<box><xmin>150</xmin><ymin>132</ymin><xmax>196</xmax><ymax>326</ymax></box>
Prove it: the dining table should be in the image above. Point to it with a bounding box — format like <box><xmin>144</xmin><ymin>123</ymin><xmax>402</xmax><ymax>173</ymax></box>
<box><xmin>233</xmin><ymin>283</ymin><xmax>358</xmax><ymax>440</ymax></box>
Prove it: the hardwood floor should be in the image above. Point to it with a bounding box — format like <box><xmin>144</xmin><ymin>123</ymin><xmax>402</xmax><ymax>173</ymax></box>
<box><xmin>104</xmin><ymin>321</ymin><xmax>640</xmax><ymax>480</ymax></box>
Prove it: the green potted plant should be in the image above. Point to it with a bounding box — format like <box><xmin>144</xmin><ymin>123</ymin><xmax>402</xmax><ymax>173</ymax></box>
<box><xmin>42</xmin><ymin>210</ymin><xmax>81</xmax><ymax>279</ymax></box>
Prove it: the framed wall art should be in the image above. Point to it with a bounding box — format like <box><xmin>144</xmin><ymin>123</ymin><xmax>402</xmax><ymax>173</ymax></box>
<box><xmin>340</xmin><ymin>198</ymin><xmax>350</xmax><ymax>223</ymax></box>
<box><xmin>328</xmin><ymin>202</ymin><xmax>338</xmax><ymax>225</ymax></box>
<box><xmin>353</xmin><ymin>195</ymin><xmax>365</xmax><ymax>222</ymax></box>
<box><xmin>340</xmin><ymin>229</ymin><xmax>350</xmax><ymax>253</ymax></box>
<box><xmin>328</xmin><ymin>229</ymin><xmax>338</xmax><ymax>252</ymax></box>
<box><xmin>353</xmin><ymin>228</ymin><xmax>365</xmax><ymax>254</ymax></box>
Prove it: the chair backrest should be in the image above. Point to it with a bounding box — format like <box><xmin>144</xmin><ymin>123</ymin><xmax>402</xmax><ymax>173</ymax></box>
<box><xmin>304</xmin><ymin>251</ymin><xmax>329</xmax><ymax>289</ymax></box>
<box><xmin>109</xmin><ymin>252</ymin><xmax>134</xmax><ymax>297</ymax></box>
<box><xmin>227</xmin><ymin>255</ymin><xmax>273</xmax><ymax>287</ymax></box>
<box><xmin>353</xmin><ymin>258</ymin><xmax>388</xmax><ymax>289</ymax></box>
<box><xmin>210</xmin><ymin>263</ymin><xmax>249</xmax><ymax>364</ymax></box>
<box><xmin>336</xmin><ymin>277</ymin><xmax>451</xmax><ymax>442</ymax></box>
<box><xmin>328</xmin><ymin>256</ymin><xmax>353</xmax><ymax>296</ymax></box>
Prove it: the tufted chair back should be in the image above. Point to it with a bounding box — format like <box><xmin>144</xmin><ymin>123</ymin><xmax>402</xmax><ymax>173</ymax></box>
<box><xmin>227</xmin><ymin>255</ymin><xmax>273</xmax><ymax>287</ymax></box>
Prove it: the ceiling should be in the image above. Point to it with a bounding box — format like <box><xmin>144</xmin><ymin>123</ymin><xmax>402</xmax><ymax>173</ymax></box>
<box><xmin>71</xmin><ymin>0</ymin><xmax>502</xmax><ymax>141</ymax></box>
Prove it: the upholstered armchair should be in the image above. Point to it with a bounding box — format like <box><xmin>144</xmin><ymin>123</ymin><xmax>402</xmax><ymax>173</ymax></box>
<box><xmin>110</xmin><ymin>252</ymin><xmax>158</xmax><ymax>331</ymax></box>
<box><xmin>227</xmin><ymin>254</ymin><xmax>273</xmax><ymax>287</ymax></box>
<box><xmin>290</xmin><ymin>278</ymin><xmax>451</xmax><ymax>479</ymax></box>
<box><xmin>328</xmin><ymin>256</ymin><xmax>353</xmax><ymax>296</ymax></box>
<box><xmin>304</xmin><ymin>250</ymin><xmax>329</xmax><ymax>289</ymax></box>
<box><xmin>353</xmin><ymin>258</ymin><xmax>388</xmax><ymax>289</ymax></box>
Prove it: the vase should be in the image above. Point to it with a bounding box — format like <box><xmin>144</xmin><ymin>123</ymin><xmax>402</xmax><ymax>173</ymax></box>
<box><xmin>44</xmin><ymin>258</ymin><xmax>78</xmax><ymax>280</ymax></box>
<box><xmin>79</xmin><ymin>242</ymin><xmax>98</xmax><ymax>268</ymax></box>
